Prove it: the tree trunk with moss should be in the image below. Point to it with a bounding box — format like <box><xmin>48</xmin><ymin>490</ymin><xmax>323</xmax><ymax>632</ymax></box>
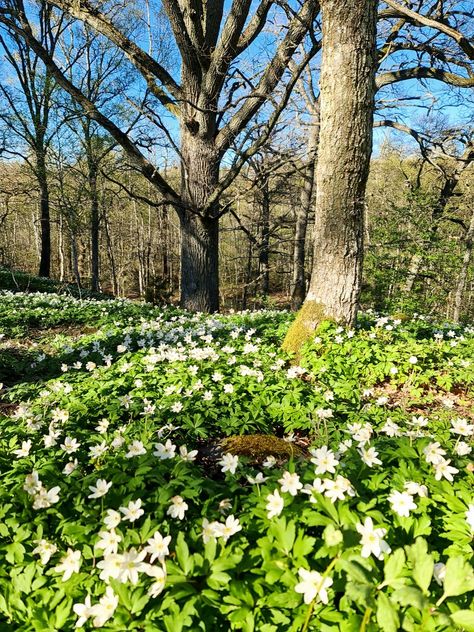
<box><xmin>283</xmin><ymin>0</ymin><xmax>377</xmax><ymax>355</ymax></box>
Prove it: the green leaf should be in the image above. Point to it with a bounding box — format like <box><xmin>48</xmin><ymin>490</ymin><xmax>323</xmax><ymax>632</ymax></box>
<box><xmin>392</xmin><ymin>586</ymin><xmax>426</xmax><ymax>611</ymax></box>
<box><xmin>207</xmin><ymin>571</ymin><xmax>231</xmax><ymax>590</ymax></box>
<box><xmin>315</xmin><ymin>495</ymin><xmax>339</xmax><ymax>523</ymax></box>
<box><xmin>11</xmin><ymin>563</ymin><xmax>36</xmax><ymax>594</ymax></box>
<box><xmin>109</xmin><ymin>580</ymin><xmax>133</xmax><ymax>610</ymax></box>
<box><xmin>338</xmin><ymin>559</ymin><xmax>371</xmax><ymax>584</ymax></box>
<box><xmin>344</xmin><ymin>581</ymin><xmax>372</xmax><ymax>606</ymax></box>
<box><xmin>130</xmin><ymin>590</ymin><xmax>150</xmax><ymax>615</ymax></box>
<box><xmin>408</xmin><ymin>539</ymin><xmax>434</xmax><ymax>594</ymax></box>
<box><xmin>451</xmin><ymin>610</ymin><xmax>474</xmax><ymax>632</ymax></box>
<box><xmin>4</xmin><ymin>542</ymin><xmax>25</xmax><ymax>564</ymax></box>
<box><xmin>175</xmin><ymin>532</ymin><xmax>193</xmax><ymax>575</ymax></box>
<box><xmin>411</xmin><ymin>514</ymin><xmax>431</xmax><ymax>538</ymax></box>
<box><xmin>293</xmin><ymin>532</ymin><xmax>316</xmax><ymax>559</ymax></box>
<box><xmin>53</xmin><ymin>597</ymin><xmax>72</xmax><ymax>629</ymax></box>
<box><xmin>376</xmin><ymin>592</ymin><xmax>399</xmax><ymax>632</ymax></box>
<box><xmin>383</xmin><ymin>548</ymin><xmax>406</xmax><ymax>587</ymax></box>
<box><xmin>270</xmin><ymin>517</ymin><xmax>296</xmax><ymax>555</ymax></box>
<box><xmin>443</xmin><ymin>557</ymin><xmax>474</xmax><ymax>598</ymax></box>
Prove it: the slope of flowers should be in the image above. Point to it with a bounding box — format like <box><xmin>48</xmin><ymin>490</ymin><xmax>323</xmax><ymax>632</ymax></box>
<box><xmin>0</xmin><ymin>290</ymin><xmax>168</xmax><ymax>337</ymax></box>
<box><xmin>0</xmin><ymin>294</ymin><xmax>473</xmax><ymax>631</ymax></box>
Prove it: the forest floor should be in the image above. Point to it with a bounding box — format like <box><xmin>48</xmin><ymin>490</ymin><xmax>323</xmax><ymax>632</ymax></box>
<box><xmin>0</xmin><ymin>288</ymin><xmax>473</xmax><ymax>631</ymax></box>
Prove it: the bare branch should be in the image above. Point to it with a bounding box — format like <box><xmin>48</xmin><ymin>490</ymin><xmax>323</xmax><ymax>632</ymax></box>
<box><xmin>161</xmin><ymin>0</ymin><xmax>200</xmax><ymax>74</ymax></box>
<box><xmin>0</xmin><ymin>8</ymin><xmax>182</xmax><ymax>209</ymax></box>
<box><xmin>382</xmin><ymin>0</ymin><xmax>474</xmax><ymax>61</ymax></box>
<box><xmin>376</xmin><ymin>66</ymin><xmax>474</xmax><ymax>88</ymax></box>
<box><xmin>209</xmin><ymin>39</ymin><xmax>320</xmax><ymax>210</ymax></box>
<box><xmin>204</xmin><ymin>0</ymin><xmax>253</xmax><ymax>100</ymax></box>
<box><xmin>235</xmin><ymin>0</ymin><xmax>274</xmax><ymax>56</ymax></box>
<box><xmin>46</xmin><ymin>0</ymin><xmax>183</xmax><ymax>114</ymax></box>
<box><xmin>216</xmin><ymin>0</ymin><xmax>320</xmax><ymax>154</ymax></box>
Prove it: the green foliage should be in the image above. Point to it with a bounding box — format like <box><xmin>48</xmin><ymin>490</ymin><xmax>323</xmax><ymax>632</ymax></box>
<box><xmin>0</xmin><ymin>293</ymin><xmax>472</xmax><ymax>630</ymax></box>
<box><xmin>0</xmin><ymin>268</ymin><xmax>112</xmax><ymax>299</ymax></box>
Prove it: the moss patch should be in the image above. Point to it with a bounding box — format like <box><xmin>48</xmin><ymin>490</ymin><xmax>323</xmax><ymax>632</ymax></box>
<box><xmin>219</xmin><ymin>434</ymin><xmax>303</xmax><ymax>461</ymax></box>
<box><xmin>282</xmin><ymin>300</ymin><xmax>330</xmax><ymax>357</ymax></box>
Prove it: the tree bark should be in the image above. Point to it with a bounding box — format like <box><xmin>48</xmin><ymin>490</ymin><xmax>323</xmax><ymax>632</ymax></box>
<box><xmin>259</xmin><ymin>178</ymin><xmax>271</xmax><ymax>297</ymax></box>
<box><xmin>453</xmin><ymin>209</ymin><xmax>474</xmax><ymax>322</ymax></box>
<box><xmin>69</xmin><ymin>225</ymin><xmax>82</xmax><ymax>289</ymax></box>
<box><xmin>180</xmin><ymin>212</ymin><xmax>219</xmax><ymax>312</ymax></box>
<box><xmin>179</xmin><ymin>107</ymin><xmax>220</xmax><ymax>311</ymax></box>
<box><xmin>291</xmin><ymin>110</ymin><xmax>320</xmax><ymax>309</ymax></box>
<box><xmin>58</xmin><ymin>212</ymin><xmax>65</xmax><ymax>282</ymax></box>
<box><xmin>36</xmin><ymin>149</ymin><xmax>51</xmax><ymax>277</ymax></box>
<box><xmin>283</xmin><ymin>0</ymin><xmax>377</xmax><ymax>354</ymax></box>
<box><xmin>103</xmin><ymin>209</ymin><xmax>118</xmax><ymax>295</ymax></box>
<box><xmin>88</xmin><ymin>161</ymin><xmax>100</xmax><ymax>292</ymax></box>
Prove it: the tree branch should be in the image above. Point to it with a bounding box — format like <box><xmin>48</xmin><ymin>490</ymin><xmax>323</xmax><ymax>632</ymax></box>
<box><xmin>45</xmin><ymin>0</ymin><xmax>183</xmax><ymax>114</ymax></box>
<box><xmin>0</xmin><ymin>7</ymin><xmax>183</xmax><ymax>210</ymax></box>
<box><xmin>235</xmin><ymin>0</ymin><xmax>274</xmax><ymax>56</ymax></box>
<box><xmin>161</xmin><ymin>0</ymin><xmax>200</xmax><ymax>74</ymax></box>
<box><xmin>204</xmin><ymin>0</ymin><xmax>253</xmax><ymax>100</ymax></box>
<box><xmin>382</xmin><ymin>0</ymin><xmax>474</xmax><ymax>61</ymax></box>
<box><xmin>216</xmin><ymin>0</ymin><xmax>320</xmax><ymax>154</ymax></box>
<box><xmin>209</xmin><ymin>38</ymin><xmax>320</xmax><ymax>210</ymax></box>
<box><xmin>376</xmin><ymin>66</ymin><xmax>474</xmax><ymax>88</ymax></box>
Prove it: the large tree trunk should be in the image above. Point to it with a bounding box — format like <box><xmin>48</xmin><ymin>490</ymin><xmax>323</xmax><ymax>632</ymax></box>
<box><xmin>179</xmin><ymin>112</ymin><xmax>220</xmax><ymax>312</ymax></box>
<box><xmin>291</xmin><ymin>109</ymin><xmax>320</xmax><ymax>310</ymax></box>
<box><xmin>36</xmin><ymin>149</ymin><xmax>51</xmax><ymax>278</ymax></box>
<box><xmin>180</xmin><ymin>212</ymin><xmax>219</xmax><ymax>312</ymax></box>
<box><xmin>283</xmin><ymin>0</ymin><xmax>377</xmax><ymax>354</ymax></box>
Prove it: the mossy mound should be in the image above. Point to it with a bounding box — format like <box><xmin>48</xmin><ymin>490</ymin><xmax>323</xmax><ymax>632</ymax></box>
<box><xmin>282</xmin><ymin>300</ymin><xmax>330</xmax><ymax>357</ymax></box>
<box><xmin>219</xmin><ymin>434</ymin><xmax>303</xmax><ymax>461</ymax></box>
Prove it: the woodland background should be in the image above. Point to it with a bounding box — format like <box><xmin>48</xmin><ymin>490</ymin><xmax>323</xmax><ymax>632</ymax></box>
<box><xmin>0</xmin><ymin>0</ymin><xmax>473</xmax><ymax>320</ymax></box>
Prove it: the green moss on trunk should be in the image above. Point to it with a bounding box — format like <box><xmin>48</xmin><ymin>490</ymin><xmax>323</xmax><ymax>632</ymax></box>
<box><xmin>282</xmin><ymin>300</ymin><xmax>330</xmax><ymax>357</ymax></box>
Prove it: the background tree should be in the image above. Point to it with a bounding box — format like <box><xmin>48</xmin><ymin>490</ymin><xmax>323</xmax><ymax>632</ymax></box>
<box><xmin>0</xmin><ymin>2</ymin><xmax>65</xmax><ymax>276</ymax></box>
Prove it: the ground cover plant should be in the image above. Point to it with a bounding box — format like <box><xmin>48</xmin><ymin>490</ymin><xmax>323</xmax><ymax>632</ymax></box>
<box><xmin>0</xmin><ymin>269</ymin><xmax>111</xmax><ymax>300</ymax></box>
<box><xmin>0</xmin><ymin>292</ymin><xmax>473</xmax><ymax>631</ymax></box>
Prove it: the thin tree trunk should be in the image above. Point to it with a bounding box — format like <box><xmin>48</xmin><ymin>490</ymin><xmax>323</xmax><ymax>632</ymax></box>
<box><xmin>291</xmin><ymin>109</ymin><xmax>320</xmax><ymax>309</ymax></box>
<box><xmin>36</xmin><ymin>149</ymin><xmax>51</xmax><ymax>277</ymax></box>
<box><xmin>161</xmin><ymin>207</ymin><xmax>169</xmax><ymax>286</ymax></box>
<box><xmin>70</xmin><ymin>227</ymin><xmax>82</xmax><ymax>289</ymax></box>
<box><xmin>404</xmin><ymin>252</ymin><xmax>423</xmax><ymax>294</ymax></box>
<box><xmin>242</xmin><ymin>236</ymin><xmax>253</xmax><ymax>310</ymax></box>
<box><xmin>88</xmin><ymin>161</ymin><xmax>100</xmax><ymax>292</ymax></box>
<box><xmin>283</xmin><ymin>0</ymin><xmax>377</xmax><ymax>354</ymax></box>
<box><xmin>259</xmin><ymin>178</ymin><xmax>271</xmax><ymax>297</ymax></box>
<box><xmin>133</xmin><ymin>198</ymin><xmax>144</xmax><ymax>296</ymax></box>
<box><xmin>104</xmin><ymin>208</ymin><xmax>118</xmax><ymax>296</ymax></box>
<box><xmin>58</xmin><ymin>212</ymin><xmax>65</xmax><ymax>282</ymax></box>
<box><xmin>453</xmin><ymin>210</ymin><xmax>474</xmax><ymax>322</ymax></box>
